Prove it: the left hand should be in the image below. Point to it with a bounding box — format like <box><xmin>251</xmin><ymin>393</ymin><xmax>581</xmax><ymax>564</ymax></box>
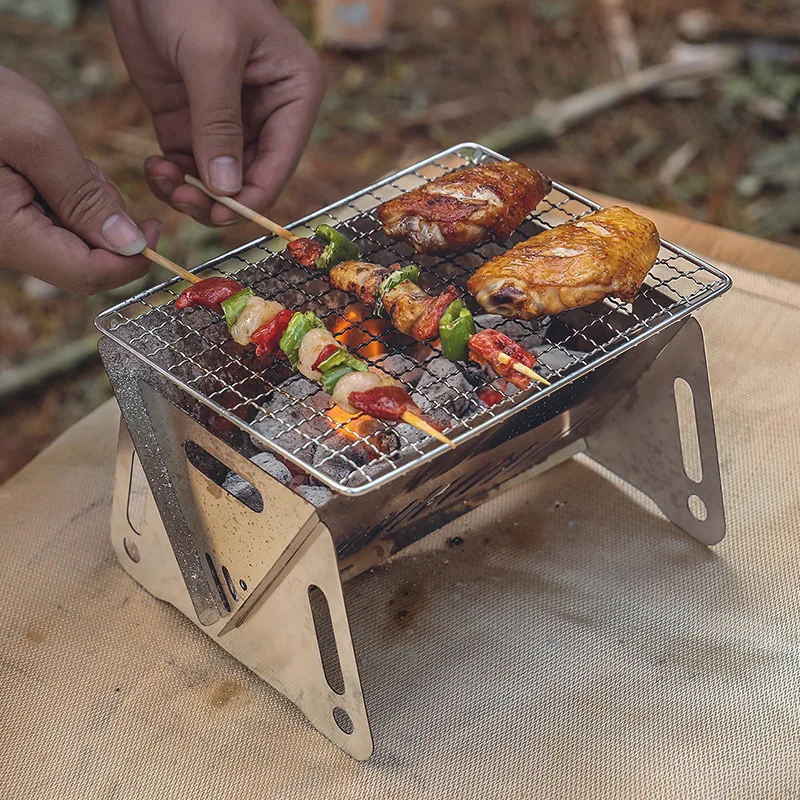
<box><xmin>108</xmin><ymin>0</ymin><xmax>325</xmax><ymax>226</ymax></box>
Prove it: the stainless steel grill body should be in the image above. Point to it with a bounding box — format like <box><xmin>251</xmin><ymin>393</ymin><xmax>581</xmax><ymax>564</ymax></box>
<box><xmin>98</xmin><ymin>143</ymin><xmax>731</xmax><ymax>760</ymax></box>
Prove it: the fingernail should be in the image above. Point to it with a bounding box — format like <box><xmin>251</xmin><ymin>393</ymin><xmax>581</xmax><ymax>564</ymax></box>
<box><xmin>208</xmin><ymin>156</ymin><xmax>241</xmax><ymax>194</ymax></box>
<box><xmin>153</xmin><ymin>220</ymin><xmax>164</xmax><ymax>241</ymax></box>
<box><xmin>102</xmin><ymin>213</ymin><xmax>147</xmax><ymax>256</ymax></box>
<box><xmin>174</xmin><ymin>202</ymin><xmax>199</xmax><ymax>217</ymax></box>
<box><xmin>151</xmin><ymin>175</ymin><xmax>175</xmax><ymax>196</ymax></box>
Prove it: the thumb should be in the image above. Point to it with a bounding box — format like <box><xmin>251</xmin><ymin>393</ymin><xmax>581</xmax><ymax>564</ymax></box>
<box><xmin>8</xmin><ymin>116</ymin><xmax>146</xmax><ymax>257</ymax></box>
<box><xmin>179</xmin><ymin>39</ymin><xmax>246</xmax><ymax>195</ymax></box>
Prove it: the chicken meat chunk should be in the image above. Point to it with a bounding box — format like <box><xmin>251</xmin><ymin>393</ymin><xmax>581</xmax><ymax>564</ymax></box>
<box><xmin>467</xmin><ymin>206</ymin><xmax>660</xmax><ymax>319</ymax></box>
<box><xmin>377</xmin><ymin>161</ymin><xmax>551</xmax><ymax>255</ymax></box>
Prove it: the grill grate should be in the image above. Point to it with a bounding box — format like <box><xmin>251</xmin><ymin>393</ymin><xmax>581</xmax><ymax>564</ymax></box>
<box><xmin>95</xmin><ymin>143</ymin><xmax>731</xmax><ymax>495</ymax></box>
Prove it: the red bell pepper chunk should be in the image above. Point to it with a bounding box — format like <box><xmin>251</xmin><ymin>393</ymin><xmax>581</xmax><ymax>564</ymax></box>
<box><xmin>312</xmin><ymin>343</ymin><xmax>341</xmax><ymax>372</ymax></box>
<box><xmin>251</xmin><ymin>309</ymin><xmax>295</xmax><ymax>356</ymax></box>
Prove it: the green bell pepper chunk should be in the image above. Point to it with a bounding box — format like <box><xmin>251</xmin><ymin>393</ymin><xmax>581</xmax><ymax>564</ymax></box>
<box><xmin>279</xmin><ymin>312</ymin><xmax>326</xmax><ymax>368</ymax></box>
<box><xmin>221</xmin><ymin>287</ymin><xmax>254</xmax><ymax>330</ymax></box>
<box><xmin>321</xmin><ymin>364</ymin><xmax>355</xmax><ymax>395</ymax></box>
<box><xmin>439</xmin><ymin>299</ymin><xmax>476</xmax><ymax>362</ymax></box>
<box><xmin>314</xmin><ymin>224</ymin><xmax>360</xmax><ymax>272</ymax></box>
<box><xmin>317</xmin><ymin>349</ymin><xmax>367</xmax><ymax>375</ymax></box>
<box><xmin>375</xmin><ymin>264</ymin><xmax>421</xmax><ymax>317</ymax></box>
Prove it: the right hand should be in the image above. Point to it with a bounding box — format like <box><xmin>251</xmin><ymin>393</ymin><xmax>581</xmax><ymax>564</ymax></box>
<box><xmin>0</xmin><ymin>68</ymin><xmax>161</xmax><ymax>294</ymax></box>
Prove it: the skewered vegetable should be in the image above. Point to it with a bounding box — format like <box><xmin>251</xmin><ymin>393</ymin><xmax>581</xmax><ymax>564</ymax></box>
<box><xmin>176</xmin><ymin>277</ymin><xmax>448</xmax><ymax>441</ymax></box>
<box><xmin>439</xmin><ymin>299</ymin><xmax>476</xmax><ymax>361</ymax></box>
<box><xmin>285</xmin><ymin>224</ymin><xmax>360</xmax><ymax>271</ymax></box>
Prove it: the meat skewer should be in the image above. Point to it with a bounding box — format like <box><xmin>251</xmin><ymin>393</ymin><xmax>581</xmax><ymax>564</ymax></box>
<box><xmin>376</xmin><ymin>161</ymin><xmax>552</xmax><ymax>255</ymax></box>
<box><xmin>329</xmin><ymin>260</ymin><xmax>549</xmax><ymax>386</ymax></box>
<box><xmin>147</xmin><ymin>252</ymin><xmax>454</xmax><ymax>447</ymax></box>
<box><xmin>467</xmin><ymin>206</ymin><xmax>661</xmax><ymax>319</ymax></box>
<box><xmin>183</xmin><ymin>175</ymin><xmax>359</xmax><ymax>272</ymax></box>
<box><xmin>176</xmin><ymin>179</ymin><xmax>551</xmax><ymax>388</ymax></box>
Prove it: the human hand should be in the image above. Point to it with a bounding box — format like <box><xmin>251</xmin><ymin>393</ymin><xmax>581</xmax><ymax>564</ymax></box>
<box><xmin>0</xmin><ymin>68</ymin><xmax>161</xmax><ymax>293</ymax></box>
<box><xmin>109</xmin><ymin>0</ymin><xmax>325</xmax><ymax>226</ymax></box>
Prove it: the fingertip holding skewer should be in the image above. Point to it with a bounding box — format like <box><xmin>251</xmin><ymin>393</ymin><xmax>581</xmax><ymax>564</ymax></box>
<box><xmin>183</xmin><ymin>174</ymin><xmax>299</xmax><ymax>242</ymax></box>
<box><xmin>142</xmin><ymin>246</ymin><xmax>201</xmax><ymax>285</ymax></box>
<box><xmin>496</xmin><ymin>352</ymin><xmax>551</xmax><ymax>386</ymax></box>
<box><xmin>401</xmin><ymin>411</ymin><xmax>455</xmax><ymax>448</ymax></box>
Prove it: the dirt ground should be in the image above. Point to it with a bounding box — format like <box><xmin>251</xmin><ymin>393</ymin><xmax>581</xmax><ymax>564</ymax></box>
<box><xmin>1</xmin><ymin>0</ymin><xmax>798</xmax><ymax>483</ymax></box>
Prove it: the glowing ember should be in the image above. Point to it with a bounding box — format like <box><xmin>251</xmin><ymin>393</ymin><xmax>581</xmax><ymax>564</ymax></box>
<box><xmin>325</xmin><ymin>404</ymin><xmax>394</xmax><ymax>455</ymax></box>
<box><xmin>330</xmin><ymin>308</ymin><xmax>389</xmax><ymax>360</ymax></box>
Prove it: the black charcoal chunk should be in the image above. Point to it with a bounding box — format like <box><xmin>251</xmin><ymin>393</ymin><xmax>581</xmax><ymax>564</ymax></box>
<box><xmin>378</xmin><ymin>354</ymin><xmax>422</xmax><ymax>385</ymax></box>
<box><xmin>250</xmin><ymin>452</ymin><xmax>291</xmax><ymax>485</ymax></box>
<box><xmin>221</xmin><ymin>471</ymin><xmax>263</xmax><ymax>510</ymax></box>
<box><xmin>295</xmin><ymin>484</ymin><xmax>333</xmax><ymax>507</ymax></box>
<box><xmin>412</xmin><ymin>357</ymin><xmax>473</xmax><ymax>418</ymax></box>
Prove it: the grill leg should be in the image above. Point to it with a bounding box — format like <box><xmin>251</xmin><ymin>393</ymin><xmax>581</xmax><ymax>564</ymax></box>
<box><xmin>111</xmin><ymin>421</ymin><xmax>374</xmax><ymax>760</ymax></box>
<box><xmin>585</xmin><ymin>317</ymin><xmax>725</xmax><ymax>545</ymax></box>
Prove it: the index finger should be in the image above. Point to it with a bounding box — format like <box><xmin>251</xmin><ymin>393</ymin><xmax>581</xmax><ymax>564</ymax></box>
<box><xmin>209</xmin><ymin>80</ymin><xmax>323</xmax><ymax>226</ymax></box>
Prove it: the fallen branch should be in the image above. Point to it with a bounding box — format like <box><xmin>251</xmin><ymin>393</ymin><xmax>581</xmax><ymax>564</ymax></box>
<box><xmin>0</xmin><ymin>334</ymin><xmax>101</xmax><ymax>405</ymax></box>
<box><xmin>678</xmin><ymin>9</ymin><xmax>800</xmax><ymax>45</ymax></box>
<box><xmin>483</xmin><ymin>44</ymin><xmax>741</xmax><ymax>154</ymax></box>
<box><xmin>601</xmin><ymin>0</ymin><xmax>640</xmax><ymax>76</ymax></box>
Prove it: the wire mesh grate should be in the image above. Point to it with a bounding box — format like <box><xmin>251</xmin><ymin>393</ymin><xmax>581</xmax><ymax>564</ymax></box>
<box><xmin>96</xmin><ymin>142</ymin><xmax>731</xmax><ymax>495</ymax></box>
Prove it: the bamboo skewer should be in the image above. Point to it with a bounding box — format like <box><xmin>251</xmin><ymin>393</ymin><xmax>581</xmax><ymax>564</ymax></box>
<box><xmin>497</xmin><ymin>352</ymin><xmax>551</xmax><ymax>386</ymax></box>
<box><xmin>143</xmin><ymin>244</ymin><xmax>455</xmax><ymax>447</ymax></box>
<box><xmin>183</xmin><ymin>174</ymin><xmax>299</xmax><ymax>241</ymax></box>
<box><xmin>143</xmin><ymin>246</ymin><xmax>201</xmax><ymax>284</ymax></box>
<box><xmin>401</xmin><ymin>411</ymin><xmax>455</xmax><ymax>448</ymax></box>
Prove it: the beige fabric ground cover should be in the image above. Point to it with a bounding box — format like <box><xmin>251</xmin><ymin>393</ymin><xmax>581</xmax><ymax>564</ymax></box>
<box><xmin>1</xmin><ymin>265</ymin><xmax>799</xmax><ymax>799</ymax></box>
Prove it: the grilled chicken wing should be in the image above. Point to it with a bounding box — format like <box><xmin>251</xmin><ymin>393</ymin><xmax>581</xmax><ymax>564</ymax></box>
<box><xmin>467</xmin><ymin>206</ymin><xmax>660</xmax><ymax>319</ymax></box>
<box><xmin>377</xmin><ymin>161</ymin><xmax>552</xmax><ymax>255</ymax></box>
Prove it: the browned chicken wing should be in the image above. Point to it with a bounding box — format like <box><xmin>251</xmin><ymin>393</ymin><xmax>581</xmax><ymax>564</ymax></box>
<box><xmin>377</xmin><ymin>161</ymin><xmax>552</xmax><ymax>255</ymax></box>
<box><xmin>467</xmin><ymin>206</ymin><xmax>660</xmax><ymax>319</ymax></box>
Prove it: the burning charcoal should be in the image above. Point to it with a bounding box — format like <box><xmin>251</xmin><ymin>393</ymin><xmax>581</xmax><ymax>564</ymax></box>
<box><xmin>378</xmin><ymin>354</ymin><xmax>422</xmax><ymax>386</ymax></box>
<box><xmin>393</xmin><ymin>421</ymin><xmax>427</xmax><ymax>447</ymax></box>
<box><xmin>295</xmin><ymin>484</ymin><xmax>333</xmax><ymax>508</ymax></box>
<box><xmin>534</xmin><ymin>346</ymin><xmax>582</xmax><ymax>374</ymax></box>
<box><xmin>313</xmin><ymin>449</ymin><xmax>355</xmax><ymax>483</ymax></box>
<box><xmin>250</xmin><ymin>376</ymin><xmax>328</xmax><ymax>457</ymax></box>
<box><xmin>221</xmin><ymin>471</ymin><xmax>263</xmax><ymax>511</ymax></box>
<box><xmin>411</xmin><ymin>357</ymin><xmax>473</xmax><ymax>418</ymax></box>
<box><xmin>250</xmin><ymin>452</ymin><xmax>292</xmax><ymax>486</ymax></box>
<box><xmin>460</xmin><ymin>359</ymin><xmax>492</xmax><ymax>387</ymax></box>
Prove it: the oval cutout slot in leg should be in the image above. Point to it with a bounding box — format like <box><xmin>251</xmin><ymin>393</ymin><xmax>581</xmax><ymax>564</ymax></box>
<box><xmin>184</xmin><ymin>440</ymin><xmax>264</xmax><ymax>513</ymax></box>
<box><xmin>308</xmin><ymin>585</ymin><xmax>345</xmax><ymax>696</ymax></box>
<box><xmin>333</xmin><ymin>707</ymin><xmax>354</xmax><ymax>735</ymax></box>
<box><xmin>674</xmin><ymin>377</ymin><xmax>703</xmax><ymax>483</ymax></box>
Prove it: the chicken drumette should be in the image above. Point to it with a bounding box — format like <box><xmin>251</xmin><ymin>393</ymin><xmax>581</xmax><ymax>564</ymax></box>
<box><xmin>467</xmin><ymin>206</ymin><xmax>660</xmax><ymax>319</ymax></box>
<box><xmin>377</xmin><ymin>161</ymin><xmax>551</xmax><ymax>255</ymax></box>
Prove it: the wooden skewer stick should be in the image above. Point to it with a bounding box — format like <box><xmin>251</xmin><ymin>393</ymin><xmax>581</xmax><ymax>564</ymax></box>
<box><xmin>496</xmin><ymin>352</ymin><xmax>551</xmax><ymax>386</ymax></box>
<box><xmin>143</xmin><ymin>246</ymin><xmax>201</xmax><ymax>284</ymax></box>
<box><xmin>183</xmin><ymin>174</ymin><xmax>299</xmax><ymax>242</ymax></box>
<box><xmin>144</xmin><ymin>244</ymin><xmax>453</xmax><ymax>446</ymax></box>
<box><xmin>401</xmin><ymin>411</ymin><xmax>455</xmax><ymax>448</ymax></box>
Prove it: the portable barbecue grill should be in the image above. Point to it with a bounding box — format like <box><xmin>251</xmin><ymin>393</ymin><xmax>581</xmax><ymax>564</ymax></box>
<box><xmin>96</xmin><ymin>143</ymin><xmax>732</xmax><ymax>760</ymax></box>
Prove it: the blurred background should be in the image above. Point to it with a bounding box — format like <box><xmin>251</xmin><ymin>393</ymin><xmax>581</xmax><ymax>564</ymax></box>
<box><xmin>0</xmin><ymin>0</ymin><xmax>798</xmax><ymax>483</ymax></box>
